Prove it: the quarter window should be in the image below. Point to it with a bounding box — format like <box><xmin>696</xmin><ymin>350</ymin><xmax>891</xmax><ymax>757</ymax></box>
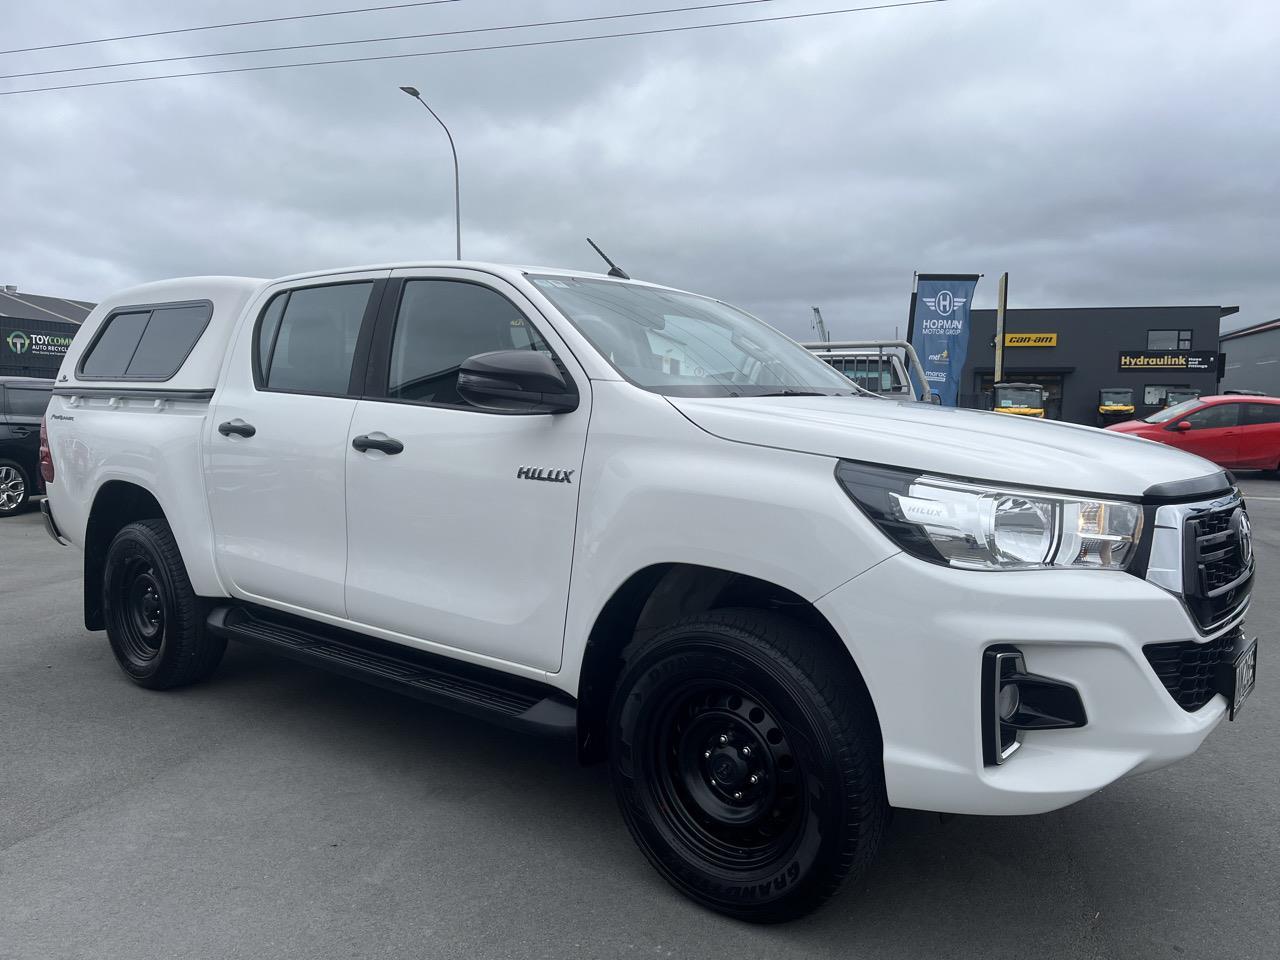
<box><xmin>259</xmin><ymin>282</ymin><xmax>373</xmax><ymax>395</ymax></box>
<box><xmin>1147</xmin><ymin>329</ymin><xmax>1193</xmax><ymax>351</ymax></box>
<box><xmin>79</xmin><ymin>302</ymin><xmax>212</xmax><ymax>379</ymax></box>
<box><xmin>386</xmin><ymin>280</ymin><xmax>551</xmax><ymax>407</ymax></box>
<box><xmin>1184</xmin><ymin>403</ymin><xmax>1239</xmax><ymax>430</ymax></box>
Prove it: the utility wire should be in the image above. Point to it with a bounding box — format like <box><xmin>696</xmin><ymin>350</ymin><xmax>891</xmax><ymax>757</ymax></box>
<box><xmin>0</xmin><ymin>0</ymin><xmax>948</xmax><ymax>97</ymax></box>
<box><xmin>0</xmin><ymin>0</ymin><xmax>779</xmax><ymax>81</ymax></box>
<box><xmin>0</xmin><ymin>0</ymin><xmax>463</xmax><ymax>57</ymax></box>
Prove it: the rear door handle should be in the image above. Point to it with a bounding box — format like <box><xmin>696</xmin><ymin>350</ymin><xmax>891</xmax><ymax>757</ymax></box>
<box><xmin>218</xmin><ymin>419</ymin><xmax>256</xmax><ymax>438</ymax></box>
<box><xmin>352</xmin><ymin>433</ymin><xmax>404</xmax><ymax>455</ymax></box>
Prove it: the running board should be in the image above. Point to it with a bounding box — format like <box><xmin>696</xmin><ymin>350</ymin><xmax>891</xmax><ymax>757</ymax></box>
<box><xmin>206</xmin><ymin>606</ymin><xmax>576</xmax><ymax>738</ymax></box>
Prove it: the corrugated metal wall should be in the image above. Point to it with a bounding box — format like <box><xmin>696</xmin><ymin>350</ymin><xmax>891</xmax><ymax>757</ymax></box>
<box><xmin>1221</xmin><ymin>326</ymin><xmax>1280</xmax><ymax>396</ymax></box>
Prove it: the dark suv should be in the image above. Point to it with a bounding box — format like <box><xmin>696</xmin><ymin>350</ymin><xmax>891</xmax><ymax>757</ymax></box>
<box><xmin>0</xmin><ymin>377</ymin><xmax>53</xmax><ymax>517</ymax></box>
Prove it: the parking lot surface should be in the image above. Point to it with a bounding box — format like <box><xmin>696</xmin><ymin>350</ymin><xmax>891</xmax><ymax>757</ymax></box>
<box><xmin>2</xmin><ymin>480</ymin><xmax>1277</xmax><ymax>960</ymax></box>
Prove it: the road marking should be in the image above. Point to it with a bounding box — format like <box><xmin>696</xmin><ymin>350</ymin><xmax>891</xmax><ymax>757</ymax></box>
<box><xmin>1243</xmin><ymin>495</ymin><xmax>1280</xmax><ymax>501</ymax></box>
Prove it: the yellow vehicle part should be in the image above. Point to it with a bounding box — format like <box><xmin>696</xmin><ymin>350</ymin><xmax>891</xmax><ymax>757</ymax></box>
<box><xmin>993</xmin><ymin>407</ymin><xmax>1045</xmax><ymax>418</ymax></box>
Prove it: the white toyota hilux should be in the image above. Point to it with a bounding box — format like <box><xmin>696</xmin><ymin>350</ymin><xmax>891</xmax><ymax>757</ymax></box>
<box><xmin>40</xmin><ymin>262</ymin><xmax>1257</xmax><ymax>921</ymax></box>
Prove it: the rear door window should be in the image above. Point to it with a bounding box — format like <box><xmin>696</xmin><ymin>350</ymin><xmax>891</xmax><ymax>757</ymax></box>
<box><xmin>1242</xmin><ymin>403</ymin><xmax>1280</xmax><ymax>426</ymax></box>
<box><xmin>78</xmin><ymin>302</ymin><xmax>212</xmax><ymax>380</ymax></box>
<box><xmin>258</xmin><ymin>282</ymin><xmax>374</xmax><ymax>396</ymax></box>
<box><xmin>4</xmin><ymin>386</ymin><xmax>52</xmax><ymax>417</ymax></box>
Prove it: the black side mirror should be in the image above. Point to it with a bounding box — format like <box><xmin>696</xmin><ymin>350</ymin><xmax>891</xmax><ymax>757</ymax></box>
<box><xmin>457</xmin><ymin>350</ymin><xmax>579</xmax><ymax>414</ymax></box>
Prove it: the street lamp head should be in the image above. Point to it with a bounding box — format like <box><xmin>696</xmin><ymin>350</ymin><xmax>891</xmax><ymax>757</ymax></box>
<box><xmin>399</xmin><ymin>85</ymin><xmax>420</xmax><ymax>98</ymax></box>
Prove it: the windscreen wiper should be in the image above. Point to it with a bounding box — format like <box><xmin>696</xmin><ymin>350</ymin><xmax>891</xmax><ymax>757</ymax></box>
<box><xmin>755</xmin><ymin>390</ymin><xmax>831</xmax><ymax>397</ymax></box>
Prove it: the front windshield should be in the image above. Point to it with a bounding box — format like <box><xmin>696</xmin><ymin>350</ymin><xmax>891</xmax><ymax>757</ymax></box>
<box><xmin>1145</xmin><ymin>398</ymin><xmax>1201</xmax><ymax>423</ymax></box>
<box><xmin>995</xmin><ymin>387</ymin><xmax>1042</xmax><ymax>408</ymax></box>
<box><xmin>529</xmin><ymin>275</ymin><xmax>857</xmax><ymax>398</ymax></box>
<box><xmin>1100</xmin><ymin>389</ymin><xmax>1132</xmax><ymax>405</ymax></box>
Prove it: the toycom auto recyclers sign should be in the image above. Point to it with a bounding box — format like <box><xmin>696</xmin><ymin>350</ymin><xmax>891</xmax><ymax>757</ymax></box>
<box><xmin>3</xmin><ymin>327</ymin><xmax>73</xmax><ymax>361</ymax></box>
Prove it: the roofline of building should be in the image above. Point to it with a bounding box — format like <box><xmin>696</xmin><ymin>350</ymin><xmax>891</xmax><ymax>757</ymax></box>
<box><xmin>1221</xmin><ymin>316</ymin><xmax>1280</xmax><ymax>342</ymax></box>
<box><xmin>970</xmin><ymin>305</ymin><xmax>1239</xmax><ymax>317</ymax></box>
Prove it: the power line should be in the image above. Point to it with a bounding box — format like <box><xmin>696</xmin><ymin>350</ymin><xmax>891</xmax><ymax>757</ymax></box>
<box><xmin>0</xmin><ymin>1</ymin><xmax>780</xmax><ymax>81</ymax></box>
<box><xmin>0</xmin><ymin>0</ymin><xmax>948</xmax><ymax>98</ymax></box>
<box><xmin>0</xmin><ymin>0</ymin><xmax>463</xmax><ymax>57</ymax></box>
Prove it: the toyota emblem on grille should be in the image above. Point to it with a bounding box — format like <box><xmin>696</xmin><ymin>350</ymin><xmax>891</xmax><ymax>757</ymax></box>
<box><xmin>1231</xmin><ymin>508</ymin><xmax>1253</xmax><ymax>567</ymax></box>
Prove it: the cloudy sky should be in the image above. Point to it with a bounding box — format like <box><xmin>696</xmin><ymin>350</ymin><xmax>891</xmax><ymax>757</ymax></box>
<box><xmin>2</xmin><ymin>0</ymin><xmax>1276</xmax><ymax>339</ymax></box>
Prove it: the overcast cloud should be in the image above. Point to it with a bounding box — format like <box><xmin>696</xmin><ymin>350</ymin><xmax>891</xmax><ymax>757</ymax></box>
<box><xmin>2</xmin><ymin>0</ymin><xmax>1277</xmax><ymax>338</ymax></box>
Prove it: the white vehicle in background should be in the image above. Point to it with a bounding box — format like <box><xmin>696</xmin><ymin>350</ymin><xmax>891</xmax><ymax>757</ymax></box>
<box><xmin>41</xmin><ymin>261</ymin><xmax>1256</xmax><ymax>922</ymax></box>
<box><xmin>803</xmin><ymin>339</ymin><xmax>923</xmax><ymax>399</ymax></box>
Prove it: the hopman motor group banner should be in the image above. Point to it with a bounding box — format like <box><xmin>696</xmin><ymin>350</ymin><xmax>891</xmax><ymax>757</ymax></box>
<box><xmin>907</xmin><ymin>274</ymin><xmax>981</xmax><ymax>406</ymax></box>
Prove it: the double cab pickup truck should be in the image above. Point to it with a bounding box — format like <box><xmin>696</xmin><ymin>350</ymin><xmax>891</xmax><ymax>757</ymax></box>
<box><xmin>41</xmin><ymin>262</ymin><xmax>1257</xmax><ymax>921</ymax></box>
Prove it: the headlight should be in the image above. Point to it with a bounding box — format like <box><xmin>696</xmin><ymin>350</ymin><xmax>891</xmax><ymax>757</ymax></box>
<box><xmin>836</xmin><ymin>461</ymin><xmax>1143</xmax><ymax>571</ymax></box>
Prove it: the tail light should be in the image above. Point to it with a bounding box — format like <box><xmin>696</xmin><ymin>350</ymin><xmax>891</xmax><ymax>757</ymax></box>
<box><xmin>39</xmin><ymin>416</ymin><xmax>55</xmax><ymax>483</ymax></box>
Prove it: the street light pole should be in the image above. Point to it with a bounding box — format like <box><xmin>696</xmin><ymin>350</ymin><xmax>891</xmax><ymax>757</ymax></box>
<box><xmin>399</xmin><ymin>85</ymin><xmax>461</xmax><ymax>260</ymax></box>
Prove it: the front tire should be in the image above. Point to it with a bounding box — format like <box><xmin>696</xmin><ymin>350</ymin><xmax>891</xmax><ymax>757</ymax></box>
<box><xmin>0</xmin><ymin>459</ymin><xmax>31</xmax><ymax>516</ymax></box>
<box><xmin>103</xmin><ymin>518</ymin><xmax>225</xmax><ymax>689</ymax></box>
<box><xmin>609</xmin><ymin>610</ymin><xmax>886</xmax><ymax>923</ymax></box>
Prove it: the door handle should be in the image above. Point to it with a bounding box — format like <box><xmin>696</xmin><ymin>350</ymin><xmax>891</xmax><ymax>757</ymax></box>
<box><xmin>352</xmin><ymin>434</ymin><xmax>404</xmax><ymax>455</ymax></box>
<box><xmin>218</xmin><ymin>419</ymin><xmax>256</xmax><ymax>438</ymax></box>
<box><xmin>10</xmin><ymin>427</ymin><xmax>31</xmax><ymax>437</ymax></box>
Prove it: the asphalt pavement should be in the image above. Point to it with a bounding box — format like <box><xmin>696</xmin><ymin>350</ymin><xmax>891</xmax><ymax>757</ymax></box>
<box><xmin>2</xmin><ymin>481</ymin><xmax>1277</xmax><ymax>960</ymax></box>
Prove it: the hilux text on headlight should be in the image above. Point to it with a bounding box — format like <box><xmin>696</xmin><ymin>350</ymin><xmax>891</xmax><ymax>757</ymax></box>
<box><xmin>837</xmin><ymin>461</ymin><xmax>1144</xmax><ymax>571</ymax></box>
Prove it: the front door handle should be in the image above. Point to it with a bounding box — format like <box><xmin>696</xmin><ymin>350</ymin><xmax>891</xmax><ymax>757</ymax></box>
<box><xmin>218</xmin><ymin>419</ymin><xmax>256</xmax><ymax>438</ymax></box>
<box><xmin>352</xmin><ymin>433</ymin><xmax>404</xmax><ymax>455</ymax></box>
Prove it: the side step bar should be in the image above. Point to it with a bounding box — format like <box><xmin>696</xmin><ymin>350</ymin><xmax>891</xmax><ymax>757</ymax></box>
<box><xmin>206</xmin><ymin>606</ymin><xmax>577</xmax><ymax>738</ymax></box>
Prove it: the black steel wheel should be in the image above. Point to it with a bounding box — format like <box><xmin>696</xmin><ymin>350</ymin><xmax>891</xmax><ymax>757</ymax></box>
<box><xmin>103</xmin><ymin>519</ymin><xmax>225</xmax><ymax>689</ymax></box>
<box><xmin>609</xmin><ymin>609</ymin><xmax>886</xmax><ymax>923</ymax></box>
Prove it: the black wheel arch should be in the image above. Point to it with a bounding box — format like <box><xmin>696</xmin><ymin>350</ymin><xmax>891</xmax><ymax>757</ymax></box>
<box><xmin>576</xmin><ymin>563</ymin><xmax>874</xmax><ymax>764</ymax></box>
<box><xmin>83</xmin><ymin>481</ymin><xmax>166</xmax><ymax>631</ymax></box>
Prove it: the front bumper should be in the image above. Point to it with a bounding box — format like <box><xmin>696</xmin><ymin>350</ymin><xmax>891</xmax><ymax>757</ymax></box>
<box><xmin>816</xmin><ymin>552</ymin><xmax>1238</xmax><ymax>816</ymax></box>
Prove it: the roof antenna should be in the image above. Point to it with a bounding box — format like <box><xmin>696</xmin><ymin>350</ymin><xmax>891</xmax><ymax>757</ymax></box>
<box><xmin>586</xmin><ymin>237</ymin><xmax>630</xmax><ymax>280</ymax></box>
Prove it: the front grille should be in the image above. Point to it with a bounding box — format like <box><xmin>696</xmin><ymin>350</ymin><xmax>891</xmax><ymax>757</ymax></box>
<box><xmin>1182</xmin><ymin>502</ymin><xmax>1252</xmax><ymax>629</ymax></box>
<box><xmin>1143</xmin><ymin>627</ymin><xmax>1240</xmax><ymax>712</ymax></box>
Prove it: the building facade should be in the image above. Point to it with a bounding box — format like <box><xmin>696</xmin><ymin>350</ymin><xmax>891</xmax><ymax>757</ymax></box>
<box><xmin>1220</xmin><ymin>318</ymin><xmax>1280</xmax><ymax>395</ymax></box>
<box><xmin>956</xmin><ymin>305</ymin><xmax>1235</xmax><ymax>425</ymax></box>
<box><xmin>0</xmin><ymin>288</ymin><xmax>93</xmax><ymax>379</ymax></box>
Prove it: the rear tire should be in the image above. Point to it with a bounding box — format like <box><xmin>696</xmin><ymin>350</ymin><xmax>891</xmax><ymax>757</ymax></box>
<box><xmin>103</xmin><ymin>518</ymin><xmax>225</xmax><ymax>689</ymax></box>
<box><xmin>608</xmin><ymin>609</ymin><xmax>887</xmax><ymax>923</ymax></box>
<box><xmin>0</xmin><ymin>459</ymin><xmax>31</xmax><ymax>516</ymax></box>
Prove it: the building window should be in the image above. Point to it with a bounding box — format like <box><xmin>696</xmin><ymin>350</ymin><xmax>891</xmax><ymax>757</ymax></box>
<box><xmin>1143</xmin><ymin>384</ymin><xmax>1192</xmax><ymax>406</ymax></box>
<box><xmin>1147</xmin><ymin>329</ymin><xmax>1192</xmax><ymax>350</ymax></box>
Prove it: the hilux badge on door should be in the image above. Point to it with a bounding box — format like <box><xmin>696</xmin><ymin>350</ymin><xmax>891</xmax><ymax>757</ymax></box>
<box><xmin>516</xmin><ymin>466</ymin><xmax>574</xmax><ymax>484</ymax></box>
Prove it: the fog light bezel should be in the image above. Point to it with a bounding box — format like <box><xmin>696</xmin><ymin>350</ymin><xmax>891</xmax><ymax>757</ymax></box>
<box><xmin>982</xmin><ymin>645</ymin><xmax>1088</xmax><ymax>766</ymax></box>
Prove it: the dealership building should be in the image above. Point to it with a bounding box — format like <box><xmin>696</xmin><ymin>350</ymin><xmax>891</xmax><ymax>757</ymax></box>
<box><xmin>951</xmin><ymin>304</ymin><xmax>1237</xmax><ymax>424</ymax></box>
<box><xmin>1</xmin><ymin>286</ymin><xmax>93</xmax><ymax>379</ymax></box>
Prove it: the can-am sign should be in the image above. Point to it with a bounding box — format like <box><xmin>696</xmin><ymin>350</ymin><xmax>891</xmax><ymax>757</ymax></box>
<box><xmin>3</xmin><ymin>329</ymin><xmax>73</xmax><ymax>358</ymax></box>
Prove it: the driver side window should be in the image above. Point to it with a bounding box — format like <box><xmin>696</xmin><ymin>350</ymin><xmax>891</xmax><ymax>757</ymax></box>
<box><xmin>388</xmin><ymin>280</ymin><xmax>551</xmax><ymax>407</ymax></box>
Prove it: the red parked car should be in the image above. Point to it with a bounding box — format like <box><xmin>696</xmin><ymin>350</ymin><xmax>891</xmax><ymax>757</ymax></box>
<box><xmin>1106</xmin><ymin>395</ymin><xmax>1280</xmax><ymax>470</ymax></box>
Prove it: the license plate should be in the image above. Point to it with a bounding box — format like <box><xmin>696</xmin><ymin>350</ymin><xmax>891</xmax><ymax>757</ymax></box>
<box><xmin>1226</xmin><ymin>638</ymin><xmax>1258</xmax><ymax>721</ymax></box>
